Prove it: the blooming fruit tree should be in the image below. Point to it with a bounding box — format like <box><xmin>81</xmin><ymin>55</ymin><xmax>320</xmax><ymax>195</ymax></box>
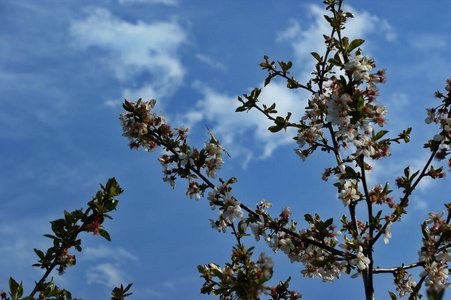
<box><xmin>119</xmin><ymin>0</ymin><xmax>451</xmax><ymax>299</ymax></box>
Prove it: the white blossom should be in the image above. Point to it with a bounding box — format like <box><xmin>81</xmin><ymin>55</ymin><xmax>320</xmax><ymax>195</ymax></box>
<box><xmin>338</xmin><ymin>181</ymin><xmax>360</xmax><ymax>206</ymax></box>
<box><xmin>351</xmin><ymin>251</ymin><xmax>371</xmax><ymax>270</ymax></box>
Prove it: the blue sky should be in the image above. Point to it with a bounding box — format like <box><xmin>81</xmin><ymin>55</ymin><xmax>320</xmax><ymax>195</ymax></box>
<box><xmin>1</xmin><ymin>0</ymin><xmax>451</xmax><ymax>299</ymax></box>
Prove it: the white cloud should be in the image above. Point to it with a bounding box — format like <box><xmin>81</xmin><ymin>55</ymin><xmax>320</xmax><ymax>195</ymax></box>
<box><xmin>179</xmin><ymin>81</ymin><xmax>305</xmax><ymax>166</ymax></box>
<box><xmin>87</xmin><ymin>263</ymin><xmax>130</xmax><ymax>287</ymax></box>
<box><xmin>179</xmin><ymin>3</ymin><xmax>397</xmax><ymax>163</ymax></box>
<box><xmin>70</xmin><ymin>7</ymin><xmax>187</xmax><ymax>101</ymax></box>
<box><xmin>277</xmin><ymin>4</ymin><xmax>396</xmax><ymax>75</ymax></box>
<box><xmin>118</xmin><ymin>0</ymin><xmax>177</xmax><ymax>5</ymax></box>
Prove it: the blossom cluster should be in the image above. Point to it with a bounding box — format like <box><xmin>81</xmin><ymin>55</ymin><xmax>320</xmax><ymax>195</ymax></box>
<box><xmin>120</xmin><ymin>99</ymin><xmax>166</xmax><ymax>151</ymax></box>
<box><xmin>425</xmin><ymin>79</ymin><xmax>451</xmax><ymax>168</ymax></box>
<box><xmin>393</xmin><ymin>269</ymin><xmax>417</xmax><ymax>298</ymax></box>
<box><xmin>121</xmin><ymin>98</ymin><xmax>227</xmax><ymax>204</ymax></box>
<box><xmin>208</xmin><ymin>185</ymin><xmax>244</xmax><ymax>232</ymax></box>
<box><xmin>418</xmin><ymin>209</ymin><xmax>451</xmax><ymax>291</ymax></box>
<box><xmin>198</xmin><ymin>245</ymin><xmax>301</xmax><ymax>299</ymax></box>
<box><xmin>295</xmin><ymin>51</ymin><xmax>388</xmax><ymax>163</ymax></box>
<box><xmin>245</xmin><ymin>208</ymin><xmax>374</xmax><ymax>283</ymax></box>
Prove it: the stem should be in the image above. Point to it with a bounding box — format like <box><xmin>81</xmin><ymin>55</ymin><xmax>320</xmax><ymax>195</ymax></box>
<box><xmin>29</xmin><ymin>224</ymin><xmax>85</xmax><ymax>297</ymax></box>
<box><xmin>30</xmin><ymin>260</ymin><xmax>59</xmax><ymax>297</ymax></box>
<box><xmin>151</xmin><ymin>130</ymin><xmax>353</xmax><ymax>259</ymax></box>
<box><xmin>373</xmin><ymin>262</ymin><xmax>424</xmax><ymax>274</ymax></box>
<box><xmin>328</xmin><ymin>2</ymin><xmax>375</xmax><ymax>298</ymax></box>
<box><xmin>359</xmin><ymin>155</ymin><xmax>374</xmax><ymax>299</ymax></box>
<box><xmin>373</xmin><ymin>142</ymin><xmax>440</xmax><ymax>244</ymax></box>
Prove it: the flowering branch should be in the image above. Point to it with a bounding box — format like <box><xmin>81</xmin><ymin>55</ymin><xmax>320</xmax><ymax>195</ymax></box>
<box><xmin>2</xmin><ymin>178</ymin><xmax>131</xmax><ymax>300</ymax></box>
<box><xmin>119</xmin><ymin>0</ymin><xmax>451</xmax><ymax>299</ymax></box>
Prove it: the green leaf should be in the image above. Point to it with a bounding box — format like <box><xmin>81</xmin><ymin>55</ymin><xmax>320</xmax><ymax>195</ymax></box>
<box><xmin>404</xmin><ymin>166</ymin><xmax>410</xmax><ymax>178</ymax></box>
<box><xmin>33</xmin><ymin>249</ymin><xmax>45</xmax><ymax>259</ymax></box>
<box><xmin>388</xmin><ymin>291</ymin><xmax>398</xmax><ymax>300</ymax></box>
<box><xmin>226</xmin><ymin>177</ymin><xmax>238</xmax><ymax>185</ymax></box>
<box><xmin>106</xmin><ymin>177</ymin><xmax>123</xmax><ymax>197</ymax></box>
<box><xmin>268</xmin><ymin>125</ymin><xmax>283</xmax><ymax>133</ymax></box>
<box><xmin>304</xmin><ymin>214</ymin><xmax>314</xmax><ymax>223</ymax></box>
<box><xmin>373</xmin><ymin>130</ymin><xmax>388</xmax><ymax>141</ymax></box>
<box><xmin>328</xmin><ymin>58</ymin><xmax>341</xmax><ymax>66</ymax></box>
<box><xmin>348</xmin><ymin>39</ymin><xmax>365</xmax><ymax>52</ymax></box>
<box><xmin>427</xmin><ymin>287</ymin><xmax>445</xmax><ymax>300</ymax></box>
<box><xmin>264</xmin><ymin>75</ymin><xmax>272</xmax><ymax>87</ymax></box>
<box><xmin>98</xmin><ymin>229</ymin><xmax>111</xmax><ymax>242</ymax></box>
<box><xmin>9</xmin><ymin>277</ymin><xmax>23</xmax><ymax>300</ymax></box>
<box><xmin>311</xmin><ymin>52</ymin><xmax>322</xmax><ymax>62</ymax></box>
<box><xmin>285</xmin><ymin>61</ymin><xmax>293</xmax><ymax>71</ymax></box>
<box><xmin>324</xmin><ymin>218</ymin><xmax>333</xmax><ymax>228</ymax></box>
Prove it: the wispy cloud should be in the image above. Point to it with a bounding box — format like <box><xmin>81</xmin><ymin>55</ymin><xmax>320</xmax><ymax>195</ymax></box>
<box><xmin>195</xmin><ymin>54</ymin><xmax>227</xmax><ymax>71</ymax></box>
<box><xmin>137</xmin><ymin>275</ymin><xmax>199</xmax><ymax>299</ymax></box>
<box><xmin>83</xmin><ymin>245</ymin><xmax>137</xmax><ymax>288</ymax></box>
<box><xmin>87</xmin><ymin>262</ymin><xmax>130</xmax><ymax>287</ymax></box>
<box><xmin>70</xmin><ymin>7</ymin><xmax>187</xmax><ymax>104</ymax></box>
<box><xmin>83</xmin><ymin>245</ymin><xmax>138</xmax><ymax>263</ymax></box>
<box><xmin>410</xmin><ymin>33</ymin><xmax>448</xmax><ymax>50</ymax></box>
<box><xmin>118</xmin><ymin>0</ymin><xmax>178</xmax><ymax>5</ymax></box>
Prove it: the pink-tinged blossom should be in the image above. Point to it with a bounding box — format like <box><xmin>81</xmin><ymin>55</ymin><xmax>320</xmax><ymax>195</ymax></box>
<box><xmin>303</xmin><ymin>93</ymin><xmax>327</xmax><ymax>122</ymax></box>
<box><xmin>420</xmin><ymin>261</ymin><xmax>451</xmax><ymax>291</ymax></box>
<box><xmin>163</xmin><ymin>175</ymin><xmax>176</xmax><ymax>189</ymax></box>
<box><xmin>425</xmin><ymin>211</ymin><xmax>445</xmax><ymax>225</ymax></box>
<box><xmin>205</xmin><ymin>156</ymin><xmax>223</xmax><ymax>179</ymax></box>
<box><xmin>209</xmin><ymin>217</ymin><xmax>229</xmax><ymax>233</ymax></box>
<box><xmin>207</xmin><ymin>187</ymin><xmax>220</xmax><ymax>210</ymax></box>
<box><xmin>296</xmin><ymin>124</ymin><xmax>323</xmax><ymax>148</ymax></box>
<box><xmin>446</xmin><ymin>78</ymin><xmax>451</xmax><ymax>91</ymax></box>
<box><xmin>186</xmin><ymin>181</ymin><xmax>200</xmax><ymax>200</ymax></box>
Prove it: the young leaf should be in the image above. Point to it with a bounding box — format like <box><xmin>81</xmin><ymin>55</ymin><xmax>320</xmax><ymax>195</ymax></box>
<box><xmin>348</xmin><ymin>39</ymin><xmax>365</xmax><ymax>52</ymax></box>
<box><xmin>311</xmin><ymin>52</ymin><xmax>322</xmax><ymax>62</ymax></box>
<box><xmin>388</xmin><ymin>291</ymin><xmax>398</xmax><ymax>300</ymax></box>
<box><xmin>99</xmin><ymin>229</ymin><xmax>111</xmax><ymax>242</ymax></box>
